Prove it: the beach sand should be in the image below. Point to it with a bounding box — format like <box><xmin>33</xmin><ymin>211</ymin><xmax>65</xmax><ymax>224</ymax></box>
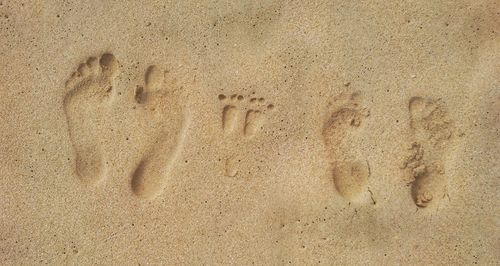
<box><xmin>0</xmin><ymin>0</ymin><xmax>498</xmax><ymax>264</ymax></box>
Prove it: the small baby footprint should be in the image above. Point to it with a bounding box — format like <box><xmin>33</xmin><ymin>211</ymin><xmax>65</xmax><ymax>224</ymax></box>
<box><xmin>245</xmin><ymin>97</ymin><xmax>274</xmax><ymax>138</ymax></box>
<box><xmin>222</xmin><ymin>104</ymin><xmax>238</xmax><ymax>134</ymax></box>
<box><xmin>217</xmin><ymin>93</ymin><xmax>275</xmax><ymax>177</ymax></box>
<box><xmin>219</xmin><ymin>94</ymin><xmax>243</xmax><ymax>135</ymax></box>
<box><xmin>218</xmin><ymin>94</ymin><xmax>274</xmax><ymax>138</ymax></box>
<box><xmin>63</xmin><ymin>53</ymin><xmax>119</xmax><ymax>186</ymax></box>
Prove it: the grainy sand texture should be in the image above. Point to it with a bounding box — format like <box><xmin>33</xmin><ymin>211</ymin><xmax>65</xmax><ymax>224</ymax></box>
<box><xmin>0</xmin><ymin>0</ymin><xmax>499</xmax><ymax>265</ymax></box>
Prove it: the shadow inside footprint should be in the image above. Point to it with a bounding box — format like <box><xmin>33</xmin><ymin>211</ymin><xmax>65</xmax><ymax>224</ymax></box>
<box><xmin>130</xmin><ymin>159</ymin><xmax>152</xmax><ymax>197</ymax></box>
<box><xmin>331</xmin><ymin>161</ymin><xmax>369</xmax><ymax>200</ymax></box>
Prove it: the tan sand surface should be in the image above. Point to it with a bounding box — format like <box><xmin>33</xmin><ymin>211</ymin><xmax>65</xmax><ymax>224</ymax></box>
<box><xmin>0</xmin><ymin>0</ymin><xmax>499</xmax><ymax>265</ymax></box>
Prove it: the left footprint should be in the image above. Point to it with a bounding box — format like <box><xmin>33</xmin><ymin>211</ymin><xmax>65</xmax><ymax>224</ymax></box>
<box><xmin>63</xmin><ymin>53</ymin><xmax>119</xmax><ymax>186</ymax></box>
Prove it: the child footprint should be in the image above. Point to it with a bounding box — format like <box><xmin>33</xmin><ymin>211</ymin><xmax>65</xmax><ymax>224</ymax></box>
<box><xmin>246</xmin><ymin>96</ymin><xmax>274</xmax><ymax>137</ymax></box>
<box><xmin>63</xmin><ymin>53</ymin><xmax>119</xmax><ymax>185</ymax></box>
<box><xmin>219</xmin><ymin>94</ymin><xmax>239</xmax><ymax>134</ymax></box>
<box><xmin>218</xmin><ymin>94</ymin><xmax>274</xmax><ymax>137</ymax></box>
<box><xmin>322</xmin><ymin>92</ymin><xmax>370</xmax><ymax>201</ymax></box>
<box><xmin>217</xmin><ymin>93</ymin><xmax>274</xmax><ymax>177</ymax></box>
<box><xmin>402</xmin><ymin>97</ymin><xmax>453</xmax><ymax>207</ymax></box>
<box><xmin>130</xmin><ymin>65</ymin><xmax>188</xmax><ymax>199</ymax></box>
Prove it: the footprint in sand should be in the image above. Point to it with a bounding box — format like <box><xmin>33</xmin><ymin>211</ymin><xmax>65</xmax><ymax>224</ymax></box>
<box><xmin>130</xmin><ymin>65</ymin><xmax>188</xmax><ymax>199</ymax></box>
<box><xmin>219</xmin><ymin>93</ymin><xmax>274</xmax><ymax>138</ymax></box>
<box><xmin>322</xmin><ymin>92</ymin><xmax>370</xmax><ymax>201</ymax></box>
<box><xmin>63</xmin><ymin>53</ymin><xmax>119</xmax><ymax>186</ymax></box>
<box><xmin>218</xmin><ymin>93</ymin><xmax>274</xmax><ymax>176</ymax></box>
<box><xmin>402</xmin><ymin>97</ymin><xmax>453</xmax><ymax>207</ymax></box>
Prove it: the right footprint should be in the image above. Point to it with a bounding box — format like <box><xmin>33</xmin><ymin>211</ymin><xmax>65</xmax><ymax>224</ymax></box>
<box><xmin>130</xmin><ymin>65</ymin><xmax>188</xmax><ymax>199</ymax></box>
<box><xmin>402</xmin><ymin>97</ymin><xmax>453</xmax><ymax>207</ymax></box>
<box><xmin>322</xmin><ymin>92</ymin><xmax>370</xmax><ymax>201</ymax></box>
<box><xmin>63</xmin><ymin>53</ymin><xmax>119</xmax><ymax>186</ymax></box>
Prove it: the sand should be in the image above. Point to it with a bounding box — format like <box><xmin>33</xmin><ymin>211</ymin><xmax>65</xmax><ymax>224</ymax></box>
<box><xmin>0</xmin><ymin>0</ymin><xmax>499</xmax><ymax>265</ymax></box>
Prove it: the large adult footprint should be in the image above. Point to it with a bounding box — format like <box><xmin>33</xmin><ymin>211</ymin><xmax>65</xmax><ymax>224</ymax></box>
<box><xmin>403</xmin><ymin>97</ymin><xmax>453</xmax><ymax>207</ymax></box>
<box><xmin>130</xmin><ymin>65</ymin><xmax>188</xmax><ymax>199</ymax></box>
<box><xmin>63</xmin><ymin>54</ymin><xmax>119</xmax><ymax>185</ymax></box>
<box><xmin>322</xmin><ymin>92</ymin><xmax>370</xmax><ymax>201</ymax></box>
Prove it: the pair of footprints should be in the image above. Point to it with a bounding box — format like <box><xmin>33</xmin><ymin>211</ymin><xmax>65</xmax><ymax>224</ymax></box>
<box><xmin>218</xmin><ymin>94</ymin><xmax>275</xmax><ymax>177</ymax></box>
<box><xmin>322</xmin><ymin>92</ymin><xmax>453</xmax><ymax>208</ymax></box>
<box><xmin>63</xmin><ymin>53</ymin><xmax>187</xmax><ymax>199</ymax></box>
<box><xmin>219</xmin><ymin>93</ymin><xmax>275</xmax><ymax>137</ymax></box>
